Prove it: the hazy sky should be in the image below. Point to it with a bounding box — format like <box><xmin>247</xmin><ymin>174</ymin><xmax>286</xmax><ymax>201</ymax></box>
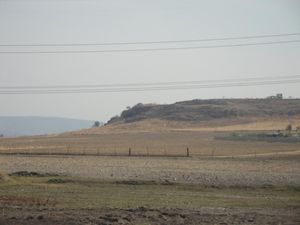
<box><xmin>0</xmin><ymin>0</ymin><xmax>300</xmax><ymax>121</ymax></box>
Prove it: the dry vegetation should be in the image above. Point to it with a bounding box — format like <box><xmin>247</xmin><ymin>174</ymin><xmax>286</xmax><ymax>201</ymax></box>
<box><xmin>0</xmin><ymin>173</ymin><xmax>299</xmax><ymax>225</ymax></box>
<box><xmin>0</xmin><ymin>172</ymin><xmax>8</xmax><ymax>183</ymax></box>
<box><xmin>1</xmin><ymin>128</ymin><xmax>300</xmax><ymax>157</ymax></box>
<box><xmin>0</xmin><ymin>100</ymin><xmax>300</xmax><ymax>224</ymax></box>
<box><xmin>107</xmin><ymin>99</ymin><xmax>300</xmax><ymax>123</ymax></box>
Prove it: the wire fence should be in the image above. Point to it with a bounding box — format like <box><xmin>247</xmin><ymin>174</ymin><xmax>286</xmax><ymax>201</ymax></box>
<box><xmin>0</xmin><ymin>146</ymin><xmax>190</xmax><ymax>157</ymax></box>
<box><xmin>0</xmin><ymin>145</ymin><xmax>297</xmax><ymax>158</ymax></box>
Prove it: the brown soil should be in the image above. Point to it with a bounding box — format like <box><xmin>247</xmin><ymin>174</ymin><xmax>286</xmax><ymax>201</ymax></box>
<box><xmin>0</xmin><ymin>206</ymin><xmax>299</xmax><ymax>225</ymax></box>
<box><xmin>0</xmin><ymin>155</ymin><xmax>299</xmax><ymax>187</ymax></box>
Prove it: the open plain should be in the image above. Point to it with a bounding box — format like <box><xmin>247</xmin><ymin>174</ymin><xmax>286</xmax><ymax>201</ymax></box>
<box><xmin>0</xmin><ymin>122</ymin><xmax>300</xmax><ymax>224</ymax></box>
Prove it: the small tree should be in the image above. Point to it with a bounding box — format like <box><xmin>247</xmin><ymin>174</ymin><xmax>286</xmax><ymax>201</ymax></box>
<box><xmin>286</xmin><ymin>124</ymin><xmax>292</xmax><ymax>131</ymax></box>
<box><xmin>286</xmin><ymin>124</ymin><xmax>292</xmax><ymax>136</ymax></box>
<box><xmin>93</xmin><ymin>121</ymin><xmax>100</xmax><ymax>128</ymax></box>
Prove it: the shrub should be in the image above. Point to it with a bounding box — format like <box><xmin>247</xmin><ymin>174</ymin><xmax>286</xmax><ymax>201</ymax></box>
<box><xmin>93</xmin><ymin>121</ymin><xmax>101</xmax><ymax>127</ymax></box>
<box><xmin>286</xmin><ymin>124</ymin><xmax>292</xmax><ymax>131</ymax></box>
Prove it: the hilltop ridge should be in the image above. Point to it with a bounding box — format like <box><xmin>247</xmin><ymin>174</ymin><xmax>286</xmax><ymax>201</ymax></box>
<box><xmin>66</xmin><ymin>98</ymin><xmax>300</xmax><ymax>135</ymax></box>
<box><xmin>107</xmin><ymin>98</ymin><xmax>300</xmax><ymax>124</ymax></box>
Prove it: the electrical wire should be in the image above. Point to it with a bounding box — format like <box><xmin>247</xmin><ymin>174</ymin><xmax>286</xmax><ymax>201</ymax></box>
<box><xmin>0</xmin><ymin>39</ymin><xmax>299</xmax><ymax>54</ymax></box>
<box><xmin>0</xmin><ymin>78</ymin><xmax>299</xmax><ymax>95</ymax></box>
<box><xmin>0</xmin><ymin>75</ymin><xmax>299</xmax><ymax>90</ymax></box>
<box><xmin>0</xmin><ymin>32</ymin><xmax>299</xmax><ymax>47</ymax></box>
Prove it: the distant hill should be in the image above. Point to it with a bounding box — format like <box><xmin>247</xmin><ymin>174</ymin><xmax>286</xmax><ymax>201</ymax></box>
<box><xmin>107</xmin><ymin>98</ymin><xmax>300</xmax><ymax>124</ymax></box>
<box><xmin>0</xmin><ymin>116</ymin><xmax>96</xmax><ymax>136</ymax></box>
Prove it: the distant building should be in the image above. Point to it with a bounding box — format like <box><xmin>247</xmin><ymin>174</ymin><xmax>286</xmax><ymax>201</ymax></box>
<box><xmin>266</xmin><ymin>93</ymin><xmax>283</xmax><ymax>99</ymax></box>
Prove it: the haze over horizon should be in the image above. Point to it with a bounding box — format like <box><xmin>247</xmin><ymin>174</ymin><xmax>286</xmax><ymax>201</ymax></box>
<box><xmin>1</xmin><ymin>0</ymin><xmax>300</xmax><ymax>121</ymax></box>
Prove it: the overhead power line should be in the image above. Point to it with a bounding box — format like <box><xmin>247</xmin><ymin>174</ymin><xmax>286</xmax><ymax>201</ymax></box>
<box><xmin>1</xmin><ymin>75</ymin><xmax>300</xmax><ymax>90</ymax></box>
<box><xmin>0</xmin><ymin>76</ymin><xmax>299</xmax><ymax>95</ymax></box>
<box><xmin>0</xmin><ymin>32</ymin><xmax>299</xmax><ymax>47</ymax></box>
<box><xmin>0</xmin><ymin>39</ymin><xmax>299</xmax><ymax>54</ymax></box>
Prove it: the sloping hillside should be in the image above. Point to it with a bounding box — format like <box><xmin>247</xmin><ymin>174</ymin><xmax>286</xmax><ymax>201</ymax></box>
<box><xmin>107</xmin><ymin>99</ymin><xmax>300</xmax><ymax>124</ymax></box>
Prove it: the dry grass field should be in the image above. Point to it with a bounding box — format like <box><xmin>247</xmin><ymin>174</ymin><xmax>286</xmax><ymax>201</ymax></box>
<box><xmin>0</xmin><ymin>173</ymin><xmax>299</xmax><ymax>225</ymax></box>
<box><xmin>0</xmin><ymin>118</ymin><xmax>300</xmax><ymax>224</ymax></box>
<box><xmin>1</xmin><ymin>129</ymin><xmax>300</xmax><ymax>157</ymax></box>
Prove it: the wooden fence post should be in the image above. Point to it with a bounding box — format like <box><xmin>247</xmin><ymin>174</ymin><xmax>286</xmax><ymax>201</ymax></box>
<box><xmin>186</xmin><ymin>147</ymin><xmax>190</xmax><ymax>157</ymax></box>
<box><xmin>129</xmin><ymin>147</ymin><xmax>131</xmax><ymax>156</ymax></box>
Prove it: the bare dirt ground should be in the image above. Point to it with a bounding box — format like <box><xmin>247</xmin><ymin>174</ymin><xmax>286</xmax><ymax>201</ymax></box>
<box><xmin>0</xmin><ymin>173</ymin><xmax>299</xmax><ymax>225</ymax></box>
<box><xmin>1</xmin><ymin>207</ymin><xmax>299</xmax><ymax>225</ymax></box>
<box><xmin>0</xmin><ymin>155</ymin><xmax>299</xmax><ymax>187</ymax></box>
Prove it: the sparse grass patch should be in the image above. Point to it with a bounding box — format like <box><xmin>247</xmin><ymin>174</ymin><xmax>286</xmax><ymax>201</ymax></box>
<box><xmin>47</xmin><ymin>178</ymin><xmax>74</xmax><ymax>184</ymax></box>
<box><xmin>0</xmin><ymin>172</ymin><xmax>5</xmax><ymax>182</ymax></box>
<box><xmin>9</xmin><ymin>171</ymin><xmax>59</xmax><ymax>177</ymax></box>
<box><xmin>0</xmin><ymin>172</ymin><xmax>12</xmax><ymax>183</ymax></box>
<box><xmin>0</xmin><ymin>175</ymin><xmax>299</xmax><ymax>210</ymax></box>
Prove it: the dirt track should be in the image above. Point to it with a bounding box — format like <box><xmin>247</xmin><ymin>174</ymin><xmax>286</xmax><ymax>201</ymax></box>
<box><xmin>0</xmin><ymin>155</ymin><xmax>299</xmax><ymax>187</ymax></box>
